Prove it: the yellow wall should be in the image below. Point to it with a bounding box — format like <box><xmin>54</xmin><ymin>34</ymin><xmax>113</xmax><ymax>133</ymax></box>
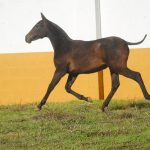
<box><xmin>0</xmin><ymin>48</ymin><xmax>150</xmax><ymax>105</ymax></box>
<box><xmin>104</xmin><ymin>48</ymin><xmax>150</xmax><ymax>100</ymax></box>
<box><xmin>0</xmin><ymin>52</ymin><xmax>99</xmax><ymax>105</ymax></box>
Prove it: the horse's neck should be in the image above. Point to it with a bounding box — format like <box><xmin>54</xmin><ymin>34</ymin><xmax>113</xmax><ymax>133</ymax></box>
<box><xmin>47</xmin><ymin>21</ymin><xmax>71</xmax><ymax>52</ymax></box>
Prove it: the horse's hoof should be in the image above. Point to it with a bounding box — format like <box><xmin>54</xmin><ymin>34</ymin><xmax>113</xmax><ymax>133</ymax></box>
<box><xmin>36</xmin><ymin>105</ymin><xmax>42</xmax><ymax>111</ymax></box>
<box><xmin>145</xmin><ymin>94</ymin><xmax>150</xmax><ymax>100</ymax></box>
<box><xmin>101</xmin><ymin>106</ymin><xmax>105</xmax><ymax>112</ymax></box>
<box><xmin>87</xmin><ymin>97</ymin><xmax>93</xmax><ymax>103</ymax></box>
<box><xmin>36</xmin><ymin>108</ymin><xmax>41</xmax><ymax>111</ymax></box>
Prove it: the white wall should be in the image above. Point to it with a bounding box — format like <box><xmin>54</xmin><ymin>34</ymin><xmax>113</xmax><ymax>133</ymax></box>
<box><xmin>0</xmin><ymin>0</ymin><xmax>150</xmax><ymax>53</ymax></box>
<box><xmin>100</xmin><ymin>0</ymin><xmax>150</xmax><ymax>48</ymax></box>
<box><xmin>0</xmin><ymin>0</ymin><xmax>96</xmax><ymax>53</ymax></box>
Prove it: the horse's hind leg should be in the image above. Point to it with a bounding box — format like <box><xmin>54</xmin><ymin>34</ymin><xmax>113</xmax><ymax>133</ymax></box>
<box><xmin>101</xmin><ymin>72</ymin><xmax>120</xmax><ymax>112</ymax></box>
<box><xmin>120</xmin><ymin>67</ymin><xmax>150</xmax><ymax>100</ymax></box>
<box><xmin>65</xmin><ymin>74</ymin><xmax>92</xmax><ymax>102</ymax></box>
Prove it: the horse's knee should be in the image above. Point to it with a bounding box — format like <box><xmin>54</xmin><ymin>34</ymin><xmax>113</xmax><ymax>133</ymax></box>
<box><xmin>65</xmin><ymin>85</ymin><xmax>71</xmax><ymax>93</ymax></box>
<box><xmin>113</xmin><ymin>81</ymin><xmax>120</xmax><ymax>90</ymax></box>
<box><xmin>112</xmin><ymin>75</ymin><xmax>120</xmax><ymax>90</ymax></box>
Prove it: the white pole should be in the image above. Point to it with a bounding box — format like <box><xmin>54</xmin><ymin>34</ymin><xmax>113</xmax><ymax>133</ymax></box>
<box><xmin>95</xmin><ymin>0</ymin><xmax>102</xmax><ymax>39</ymax></box>
<box><xmin>95</xmin><ymin>0</ymin><xmax>104</xmax><ymax>99</ymax></box>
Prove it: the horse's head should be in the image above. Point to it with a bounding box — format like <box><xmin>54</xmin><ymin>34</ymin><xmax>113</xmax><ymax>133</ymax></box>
<box><xmin>25</xmin><ymin>13</ymin><xmax>48</xmax><ymax>43</ymax></box>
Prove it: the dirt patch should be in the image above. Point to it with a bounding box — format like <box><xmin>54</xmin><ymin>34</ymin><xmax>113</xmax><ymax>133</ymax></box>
<box><xmin>32</xmin><ymin>110</ymin><xmax>85</xmax><ymax>122</ymax></box>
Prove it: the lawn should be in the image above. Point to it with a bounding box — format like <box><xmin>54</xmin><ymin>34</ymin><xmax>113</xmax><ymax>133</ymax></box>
<box><xmin>0</xmin><ymin>100</ymin><xmax>150</xmax><ymax>150</ymax></box>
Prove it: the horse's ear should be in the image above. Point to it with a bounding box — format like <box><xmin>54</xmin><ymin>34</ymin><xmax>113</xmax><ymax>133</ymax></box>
<box><xmin>41</xmin><ymin>13</ymin><xmax>47</xmax><ymax>20</ymax></box>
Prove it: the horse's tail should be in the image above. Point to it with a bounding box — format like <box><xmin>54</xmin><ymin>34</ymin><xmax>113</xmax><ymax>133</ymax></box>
<box><xmin>126</xmin><ymin>34</ymin><xmax>147</xmax><ymax>45</ymax></box>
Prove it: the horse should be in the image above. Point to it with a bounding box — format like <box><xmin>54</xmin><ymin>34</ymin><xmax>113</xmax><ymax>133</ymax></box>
<box><xmin>25</xmin><ymin>13</ymin><xmax>150</xmax><ymax>111</ymax></box>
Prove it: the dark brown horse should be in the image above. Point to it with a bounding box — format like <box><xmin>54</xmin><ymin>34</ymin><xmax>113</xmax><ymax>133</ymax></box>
<box><xmin>25</xmin><ymin>13</ymin><xmax>150</xmax><ymax>111</ymax></box>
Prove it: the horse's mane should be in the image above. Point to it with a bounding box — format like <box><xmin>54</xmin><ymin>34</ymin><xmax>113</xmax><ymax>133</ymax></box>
<box><xmin>47</xmin><ymin>19</ymin><xmax>71</xmax><ymax>40</ymax></box>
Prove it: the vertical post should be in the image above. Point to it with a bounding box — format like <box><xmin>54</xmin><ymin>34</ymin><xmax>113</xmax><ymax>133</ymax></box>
<box><xmin>95</xmin><ymin>0</ymin><xmax>104</xmax><ymax>99</ymax></box>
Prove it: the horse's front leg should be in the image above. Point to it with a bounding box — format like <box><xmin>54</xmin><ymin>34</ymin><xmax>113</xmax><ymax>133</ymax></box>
<box><xmin>37</xmin><ymin>69</ymin><xmax>66</xmax><ymax>110</ymax></box>
<box><xmin>65</xmin><ymin>74</ymin><xmax>92</xmax><ymax>102</ymax></box>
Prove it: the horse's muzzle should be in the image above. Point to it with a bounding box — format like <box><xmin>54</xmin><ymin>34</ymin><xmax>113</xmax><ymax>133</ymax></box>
<box><xmin>25</xmin><ymin>34</ymin><xmax>32</xmax><ymax>43</ymax></box>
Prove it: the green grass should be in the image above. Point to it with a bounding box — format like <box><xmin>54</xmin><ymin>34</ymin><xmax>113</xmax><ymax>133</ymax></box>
<box><xmin>0</xmin><ymin>100</ymin><xmax>150</xmax><ymax>150</ymax></box>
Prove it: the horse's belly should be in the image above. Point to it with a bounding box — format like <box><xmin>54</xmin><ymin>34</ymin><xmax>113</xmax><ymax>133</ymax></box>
<box><xmin>68</xmin><ymin>58</ymin><xmax>105</xmax><ymax>74</ymax></box>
